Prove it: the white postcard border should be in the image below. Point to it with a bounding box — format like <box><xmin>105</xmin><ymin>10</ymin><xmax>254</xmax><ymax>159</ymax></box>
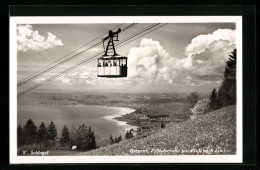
<box><xmin>9</xmin><ymin>16</ymin><xmax>243</xmax><ymax>164</ymax></box>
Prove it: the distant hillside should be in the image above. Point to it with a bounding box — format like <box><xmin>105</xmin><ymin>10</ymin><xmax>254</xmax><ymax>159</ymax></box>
<box><xmin>82</xmin><ymin>105</ymin><xmax>236</xmax><ymax>155</ymax></box>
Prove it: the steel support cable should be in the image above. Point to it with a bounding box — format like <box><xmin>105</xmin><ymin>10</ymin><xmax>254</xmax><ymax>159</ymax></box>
<box><xmin>18</xmin><ymin>23</ymin><xmax>147</xmax><ymax>89</ymax></box>
<box><xmin>18</xmin><ymin>23</ymin><xmax>163</xmax><ymax>97</ymax></box>
<box><xmin>106</xmin><ymin>24</ymin><xmax>169</xmax><ymax>94</ymax></box>
<box><xmin>18</xmin><ymin>23</ymin><xmax>161</xmax><ymax>97</ymax></box>
<box><xmin>17</xmin><ymin>23</ymin><xmax>135</xmax><ymax>87</ymax></box>
<box><xmin>17</xmin><ymin>24</ymin><xmax>137</xmax><ymax>87</ymax></box>
<box><xmin>72</xmin><ymin>24</ymin><xmax>169</xmax><ymax>108</ymax></box>
<box><xmin>18</xmin><ymin>23</ymin><xmax>124</xmax><ymax>86</ymax></box>
<box><xmin>18</xmin><ymin>23</ymin><xmax>160</xmax><ymax>97</ymax></box>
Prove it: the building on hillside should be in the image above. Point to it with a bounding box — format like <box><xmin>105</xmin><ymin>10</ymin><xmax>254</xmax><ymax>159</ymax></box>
<box><xmin>147</xmin><ymin>114</ymin><xmax>170</xmax><ymax>122</ymax></box>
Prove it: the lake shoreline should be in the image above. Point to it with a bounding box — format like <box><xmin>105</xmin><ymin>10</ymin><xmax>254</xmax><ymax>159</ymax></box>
<box><xmin>17</xmin><ymin>93</ymin><xmax>191</xmax><ymax>156</ymax></box>
<box><xmin>39</xmin><ymin>101</ymin><xmax>141</xmax><ymax>128</ymax></box>
<box><xmin>99</xmin><ymin>107</ymin><xmax>139</xmax><ymax>131</ymax></box>
<box><xmin>19</xmin><ymin>100</ymin><xmax>139</xmax><ymax>140</ymax></box>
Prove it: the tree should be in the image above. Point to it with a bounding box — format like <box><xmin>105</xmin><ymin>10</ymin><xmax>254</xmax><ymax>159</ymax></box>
<box><xmin>70</xmin><ymin>124</ymin><xmax>97</xmax><ymax>150</ymax></box>
<box><xmin>224</xmin><ymin>49</ymin><xmax>236</xmax><ymax>80</ymax></box>
<box><xmin>218</xmin><ymin>49</ymin><xmax>236</xmax><ymax>107</ymax></box>
<box><xmin>125</xmin><ymin>130</ymin><xmax>134</xmax><ymax>140</ymax></box>
<box><xmin>75</xmin><ymin>124</ymin><xmax>97</xmax><ymax>150</ymax></box>
<box><xmin>117</xmin><ymin>135</ymin><xmax>122</xmax><ymax>142</ymax></box>
<box><xmin>114</xmin><ymin>136</ymin><xmax>118</xmax><ymax>143</ymax></box>
<box><xmin>59</xmin><ymin>125</ymin><xmax>70</xmax><ymax>147</ymax></box>
<box><xmin>69</xmin><ymin>126</ymin><xmax>77</xmax><ymax>148</ymax></box>
<box><xmin>46</xmin><ymin>121</ymin><xmax>58</xmax><ymax>146</ymax></box>
<box><xmin>17</xmin><ymin>125</ymin><xmax>25</xmax><ymax>146</ymax></box>
<box><xmin>88</xmin><ymin>126</ymin><xmax>97</xmax><ymax>150</ymax></box>
<box><xmin>187</xmin><ymin>92</ymin><xmax>200</xmax><ymax>107</ymax></box>
<box><xmin>208</xmin><ymin>88</ymin><xmax>220</xmax><ymax>110</ymax></box>
<box><xmin>110</xmin><ymin>135</ymin><xmax>114</xmax><ymax>144</ymax></box>
<box><xmin>23</xmin><ymin>119</ymin><xmax>38</xmax><ymax>145</ymax></box>
<box><xmin>76</xmin><ymin>124</ymin><xmax>91</xmax><ymax>150</ymax></box>
<box><xmin>110</xmin><ymin>135</ymin><xmax>122</xmax><ymax>144</ymax></box>
<box><xmin>38</xmin><ymin>122</ymin><xmax>47</xmax><ymax>150</ymax></box>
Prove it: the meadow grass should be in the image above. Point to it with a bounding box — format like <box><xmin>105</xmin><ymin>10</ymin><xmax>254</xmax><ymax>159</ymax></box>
<box><xmin>83</xmin><ymin>105</ymin><xmax>236</xmax><ymax>155</ymax></box>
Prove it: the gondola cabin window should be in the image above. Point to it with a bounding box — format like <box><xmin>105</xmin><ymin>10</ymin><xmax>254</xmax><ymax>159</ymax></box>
<box><xmin>97</xmin><ymin>57</ymin><xmax>127</xmax><ymax>77</ymax></box>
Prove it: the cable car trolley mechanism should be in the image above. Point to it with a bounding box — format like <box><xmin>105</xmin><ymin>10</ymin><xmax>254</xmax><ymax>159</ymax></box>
<box><xmin>97</xmin><ymin>28</ymin><xmax>127</xmax><ymax>78</ymax></box>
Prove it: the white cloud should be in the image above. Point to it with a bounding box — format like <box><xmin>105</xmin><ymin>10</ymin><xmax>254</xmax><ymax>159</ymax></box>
<box><xmin>127</xmin><ymin>29</ymin><xmax>236</xmax><ymax>86</ymax></box>
<box><xmin>52</xmin><ymin>70</ymin><xmax>97</xmax><ymax>86</ymax></box>
<box><xmin>17</xmin><ymin>24</ymin><xmax>63</xmax><ymax>52</ymax></box>
<box><xmin>185</xmin><ymin>29</ymin><xmax>236</xmax><ymax>56</ymax></box>
<box><xmin>43</xmin><ymin>29</ymin><xmax>236</xmax><ymax>88</ymax></box>
<box><xmin>181</xmin><ymin>29</ymin><xmax>236</xmax><ymax>78</ymax></box>
<box><xmin>128</xmin><ymin>38</ymin><xmax>176</xmax><ymax>83</ymax></box>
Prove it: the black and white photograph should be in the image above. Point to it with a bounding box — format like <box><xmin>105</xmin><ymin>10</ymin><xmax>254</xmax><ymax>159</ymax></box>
<box><xmin>9</xmin><ymin>16</ymin><xmax>242</xmax><ymax>163</ymax></box>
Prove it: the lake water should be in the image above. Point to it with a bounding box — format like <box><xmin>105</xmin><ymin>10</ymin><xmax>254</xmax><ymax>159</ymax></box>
<box><xmin>17</xmin><ymin>94</ymin><xmax>137</xmax><ymax>140</ymax></box>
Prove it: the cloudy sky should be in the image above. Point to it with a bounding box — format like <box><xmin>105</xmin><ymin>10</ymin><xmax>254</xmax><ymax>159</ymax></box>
<box><xmin>17</xmin><ymin>23</ymin><xmax>236</xmax><ymax>94</ymax></box>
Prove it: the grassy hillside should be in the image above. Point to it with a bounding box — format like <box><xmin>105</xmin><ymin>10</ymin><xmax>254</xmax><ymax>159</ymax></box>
<box><xmin>82</xmin><ymin>105</ymin><xmax>236</xmax><ymax>155</ymax></box>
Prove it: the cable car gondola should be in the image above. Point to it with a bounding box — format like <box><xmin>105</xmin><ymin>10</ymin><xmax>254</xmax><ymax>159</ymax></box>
<box><xmin>97</xmin><ymin>28</ymin><xmax>127</xmax><ymax>78</ymax></box>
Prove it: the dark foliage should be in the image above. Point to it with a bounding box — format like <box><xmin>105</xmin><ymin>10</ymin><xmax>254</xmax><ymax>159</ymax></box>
<box><xmin>18</xmin><ymin>120</ymin><xmax>98</xmax><ymax>151</ymax></box>
<box><xmin>110</xmin><ymin>134</ymin><xmax>122</xmax><ymax>144</ymax></box>
<box><xmin>110</xmin><ymin>135</ymin><xmax>114</xmax><ymax>144</ymax></box>
<box><xmin>38</xmin><ymin>122</ymin><xmax>47</xmax><ymax>149</ymax></box>
<box><xmin>160</xmin><ymin>122</ymin><xmax>165</xmax><ymax>128</ymax></box>
<box><xmin>17</xmin><ymin>125</ymin><xmax>25</xmax><ymax>146</ymax></box>
<box><xmin>207</xmin><ymin>49</ymin><xmax>236</xmax><ymax>111</ymax></box>
<box><xmin>208</xmin><ymin>88</ymin><xmax>220</xmax><ymax>110</ymax></box>
<box><xmin>218</xmin><ymin>49</ymin><xmax>236</xmax><ymax>107</ymax></box>
<box><xmin>59</xmin><ymin>125</ymin><xmax>70</xmax><ymax>147</ymax></box>
<box><xmin>46</xmin><ymin>121</ymin><xmax>58</xmax><ymax>146</ymax></box>
<box><xmin>88</xmin><ymin>127</ymin><xmax>97</xmax><ymax>150</ymax></box>
<box><xmin>71</xmin><ymin>124</ymin><xmax>97</xmax><ymax>150</ymax></box>
<box><xmin>115</xmin><ymin>135</ymin><xmax>122</xmax><ymax>143</ymax></box>
<box><xmin>125</xmin><ymin>130</ymin><xmax>134</xmax><ymax>140</ymax></box>
<box><xmin>23</xmin><ymin>119</ymin><xmax>38</xmax><ymax>145</ymax></box>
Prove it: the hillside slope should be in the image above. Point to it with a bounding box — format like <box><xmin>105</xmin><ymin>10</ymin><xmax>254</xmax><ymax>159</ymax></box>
<box><xmin>82</xmin><ymin>105</ymin><xmax>236</xmax><ymax>155</ymax></box>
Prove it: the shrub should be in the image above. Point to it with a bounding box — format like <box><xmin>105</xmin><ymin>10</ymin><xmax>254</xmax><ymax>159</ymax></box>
<box><xmin>160</xmin><ymin>122</ymin><xmax>165</xmax><ymax>128</ymax></box>
<box><xmin>70</xmin><ymin>124</ymin><xmax>97</xmax><ymax>150</ymax></box>
<box><xmin>187</xmin><ymin>92</ymin><xmax>200</xmax><ymax>108</ymax></box>
<box><xmin>110</xmin><ymin>135</ymin><xmax>122</xmax><ymax>144</ymax></box>
<box><xmin>109</xmin><ymin>135</ymin><xmax>114</xmax><ymax>144</ymax></box>
<box><xmin>191</xmin><ymin>98</ymin><xmax>210</xmax><ymax>119</ymax></box>
<box><xmin>125</xmin><ymin>130</ymin><xmax>134</xmax><ymax>139</ymax></box>
<box><xmin>44</xmin><ymin>139</ymin><xmax>58</xmax><ymax>149</ymax></box>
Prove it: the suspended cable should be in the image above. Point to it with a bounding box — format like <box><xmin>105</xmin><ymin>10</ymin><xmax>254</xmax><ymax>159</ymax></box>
<box><xmin>17</xmin><ymin>23</ymin><xmax>135</xmax><ymax>87</ymax></box>
<box><xmin>18</xmin><ymin>23</ymin><xmax>166</xmax><ymax>97</ymax></box>
<box><xmin>18</xmin><ymin>23</ymin><xmax>161</xmax><ymax>96</ymax></box>
<box><xmin>18</xmin><ymin>23</ymin><xmax>125</xmax><ymax>86</ymax></box>
<box><xmin>18</xmin><ymin>23</ymin><xmax>160</xmax><ymax>96</ymax></box>
<box><xmin>107</xmin><ymin>24</ymin><xmax>169</xmax><ymax>94</ymax></box>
